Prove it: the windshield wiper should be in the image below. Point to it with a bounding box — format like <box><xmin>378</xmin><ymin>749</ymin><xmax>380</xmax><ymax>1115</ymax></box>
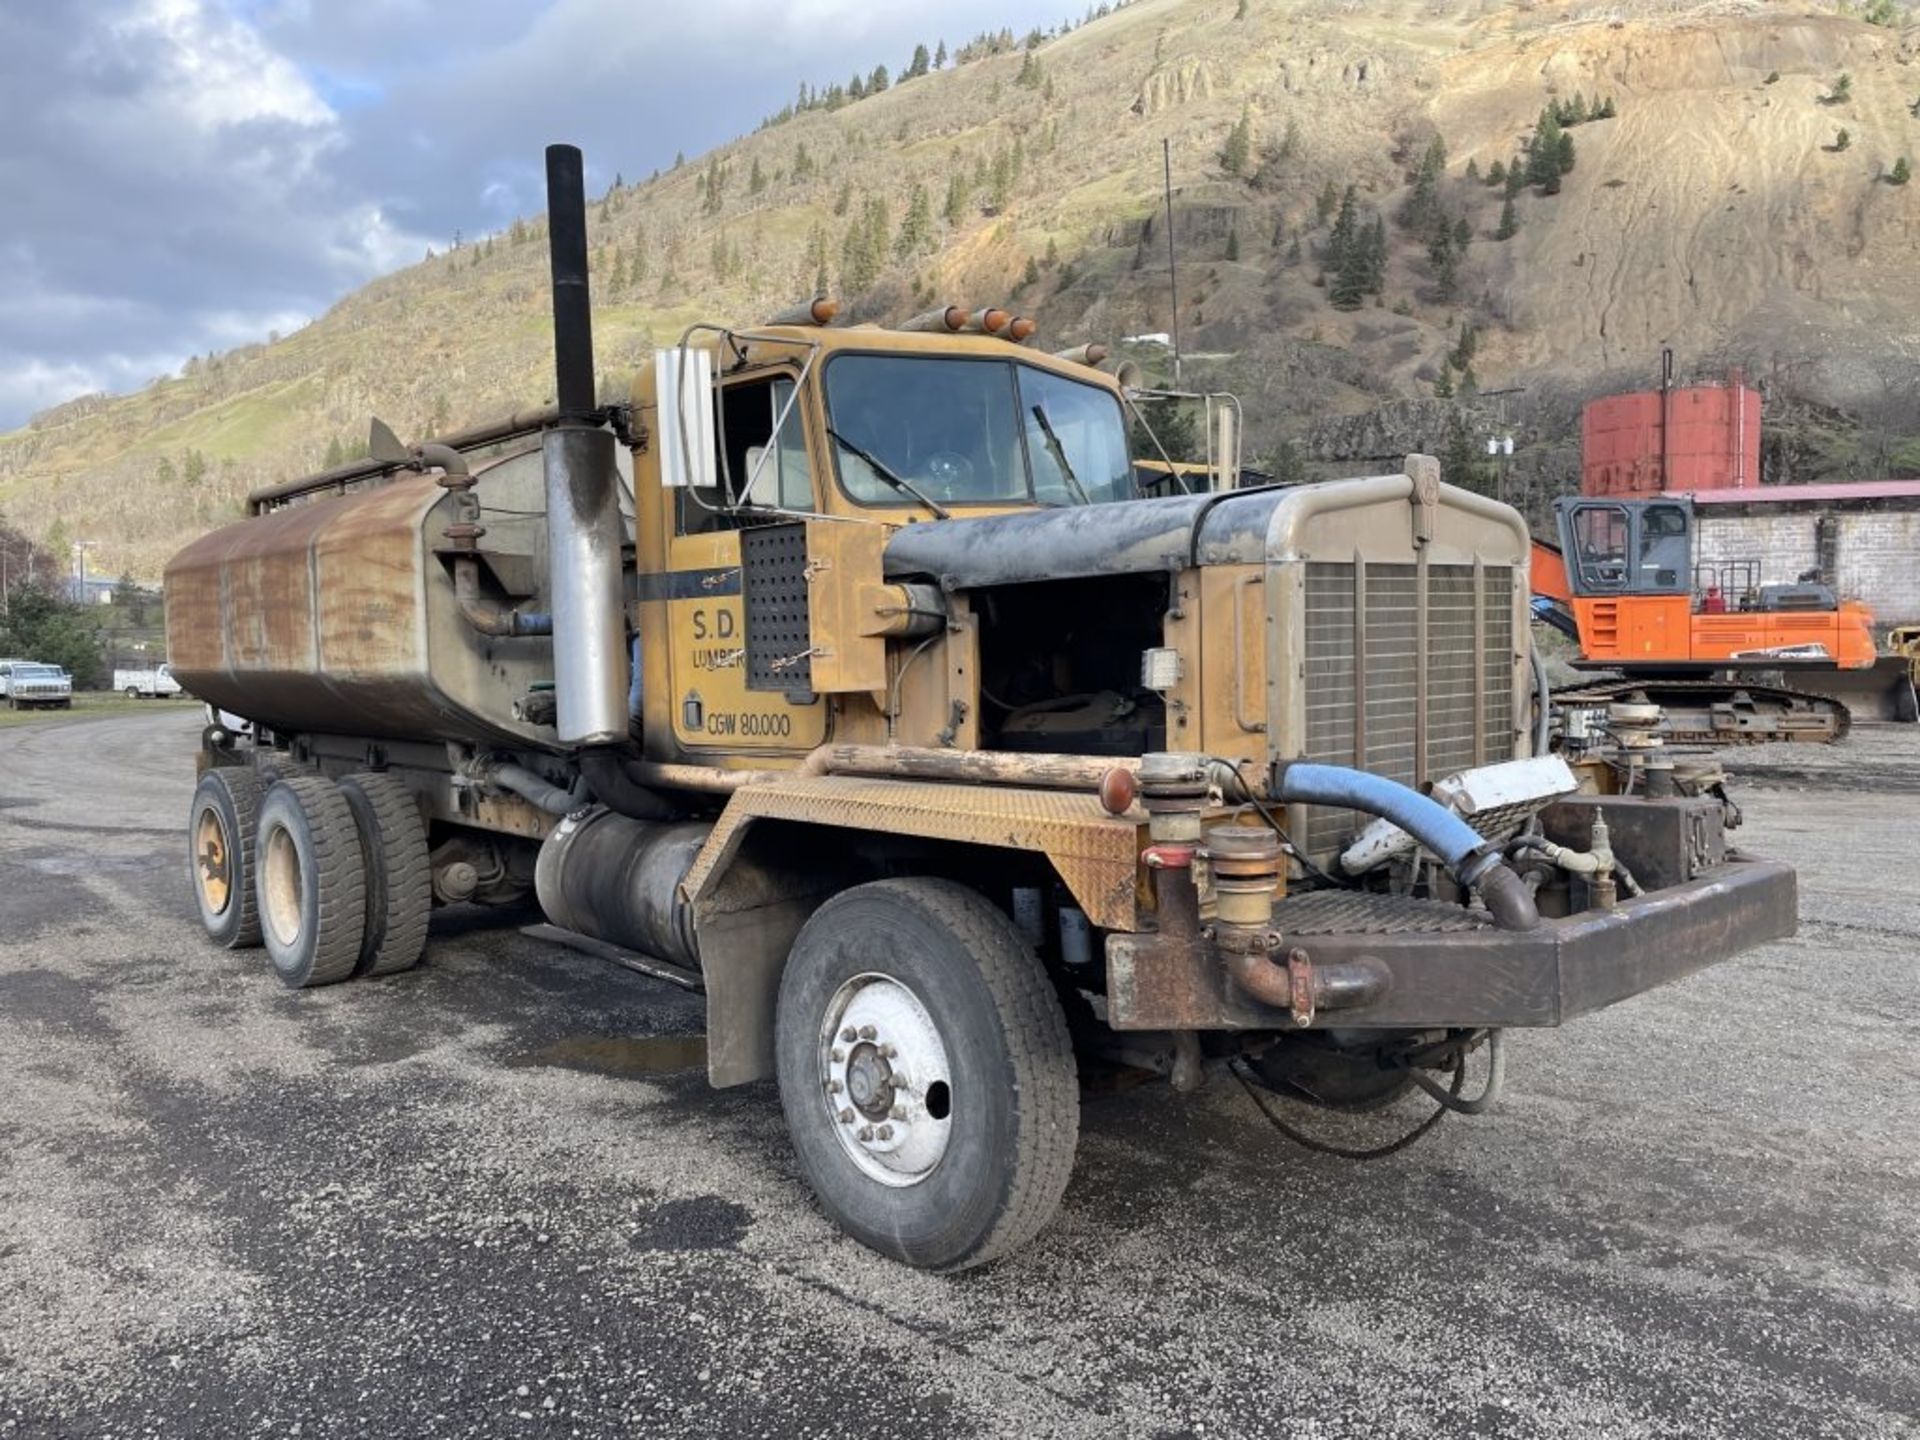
<box><xmin>826</xmin><ymin>427</ymin><xmax>951</xmax><ymax>519</ymax></box>
<box><xmin>1030</xmin><ymin>404</ymin><xmax>1092</xmax><ymax>506</ymax></box>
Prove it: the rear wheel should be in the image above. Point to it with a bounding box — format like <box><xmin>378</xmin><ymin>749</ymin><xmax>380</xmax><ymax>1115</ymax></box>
<box><xmin>125</xmin><ymin>687</ymin><xmax>140</xmax><ymax>700</ymax></box>
<box><xmin>338</xmin><ymin>772</ymin><xmax>432</xmax><ymax>977</ymax></box>
<box><xmin>774</xmin><ymin>878</ymin><xmax>1079</xmax><ymax>1271</ymax></box>
<box><xmin>188</xmin><ymin>768</ymin><xmax>264</xmax><ymax>948</ymax></box>
<box><xmin>255</xmin><ymin>776</ymin><xmax>367</xmax><ymax>989</ymax></box>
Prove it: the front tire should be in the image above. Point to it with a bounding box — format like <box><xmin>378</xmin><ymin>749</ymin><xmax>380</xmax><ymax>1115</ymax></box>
<box><xmin>189</xmin><ymin>768</ymin><xmax>264</xmax><ymax>948</ymax></box>
<box><xmin>254</xmin><ymin>776</ymin><xmax>367</xmax><ymax>988</ymax></box>
<box><xmin>775</xmin><ymin>878</ymin><xmax>1079</xmax><ymax>1271</ymax></box>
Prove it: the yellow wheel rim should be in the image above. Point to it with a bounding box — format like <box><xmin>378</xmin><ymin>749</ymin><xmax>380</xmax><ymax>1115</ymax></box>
<box><xmin>262</xmin><ymin>825</ymin><xmax>304</xmax><ymax>949</ymax></box>
<box><xmin>194</xmin><ymin>808</ymin><xmax>232</xmax><ymax>916</ymax></box>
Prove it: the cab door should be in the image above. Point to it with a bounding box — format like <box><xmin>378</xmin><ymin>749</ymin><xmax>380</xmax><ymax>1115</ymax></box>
<box><xmin>663</xmin><ymin>368</ymin><xmax>828</xmax><ymax>756</ymax></box>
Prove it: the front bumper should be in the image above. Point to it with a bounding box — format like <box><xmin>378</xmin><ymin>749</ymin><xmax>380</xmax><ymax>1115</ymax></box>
<box><xmin>1106</xmin><ymin>856</ymin><xmax>1797</xmax><ymax>1031</ymax></box>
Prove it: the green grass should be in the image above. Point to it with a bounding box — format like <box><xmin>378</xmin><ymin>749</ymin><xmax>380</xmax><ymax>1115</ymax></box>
<box><xmin>0</xmin><ymin>692</ymin><xmax>198</xmax><ymax>729</ymax></box>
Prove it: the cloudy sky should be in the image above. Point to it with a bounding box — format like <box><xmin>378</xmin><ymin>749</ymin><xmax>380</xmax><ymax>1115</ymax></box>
<box><xmin>0</xmin><ymin>0</ymin><xmax>1061</xmax><ymax>431</ymax></box>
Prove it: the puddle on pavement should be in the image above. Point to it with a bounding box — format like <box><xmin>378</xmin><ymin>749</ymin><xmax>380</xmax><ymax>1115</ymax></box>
<box><xmin>507</xmin><ymin>1033</ymin><xmax>708</xmax><ymax>1078</ymax></box>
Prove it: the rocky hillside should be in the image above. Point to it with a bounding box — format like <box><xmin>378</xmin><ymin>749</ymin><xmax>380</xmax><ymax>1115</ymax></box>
<box><xmin>5</xmin><ymin>0</ymin><xmax>1920</xmax><ymax>576</ymax></box>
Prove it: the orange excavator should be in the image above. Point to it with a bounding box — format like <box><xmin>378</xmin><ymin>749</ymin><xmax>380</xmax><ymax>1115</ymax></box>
<box><xmin>1531</xmin><ymin>494</ymin><xmax>1913</xmax><ymax>742</ymax></box>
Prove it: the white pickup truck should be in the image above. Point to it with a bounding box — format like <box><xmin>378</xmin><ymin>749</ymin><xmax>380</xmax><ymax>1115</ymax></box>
<box><xmin>114</xmin><ymin>663</ymin><xmax>183</xmax><ymax>699</ymax></box>
<box><xmin>0</xmin><ymin>659</ymin><xmax>74</xmax><ymax>709</ymax></box>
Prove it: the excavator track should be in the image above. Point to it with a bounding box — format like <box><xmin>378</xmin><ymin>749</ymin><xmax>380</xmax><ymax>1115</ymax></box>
<box><xmin>1551</xmin><ymin>677</ymin><xmax>1852</xmax><ymax>745</ymax></box>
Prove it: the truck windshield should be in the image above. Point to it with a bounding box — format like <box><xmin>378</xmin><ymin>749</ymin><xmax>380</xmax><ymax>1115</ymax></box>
<box><xmin>825</xmin><ymin>355</ymin><xmax>1133</xmax><ymax>509</ymax></box>
<box><xmin>18</xmin><ymin>665</ymin><xmax>58</xmax><ymax>677</ymax></box>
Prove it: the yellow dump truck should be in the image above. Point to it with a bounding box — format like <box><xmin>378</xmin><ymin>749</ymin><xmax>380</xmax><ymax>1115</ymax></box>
<box><xmin>165</xmin><ymin>147</ymin><xmax>1796</xmax><ymax>1270</ymax></box>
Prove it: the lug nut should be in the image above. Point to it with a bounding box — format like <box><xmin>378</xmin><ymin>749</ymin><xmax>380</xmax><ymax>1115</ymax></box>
<box><xmin>876</xmin><ymin>1125</ymin><xmax>893</xmax><ymax>1141</ymax></box>
<box><xmin>830</xmin><ymin>1048</ymin><xmax>844</xmax><ymax>1062</ymax></box>
<box><xmin>879</xmin><ymin>1043</ymin><xmax>896</xmax><ymax>1059</ymax></box>
<box><xmin>837</xmin><ymin>1108</ymin><xmax>853</xmax><ymax>1124</ymax></box>
<box><xmin>841</xmin><ymin>1027</ymin><xmax>857</xmax><ymax>1043</ymax></box>
<box><xmin>828</xmin><ymin>1080</ymin><xmax>843</xmax><ymax>1094</ymax></box>
<box><xmin>858</xmin><ymin>1025</ymin><xmax>876</xmax><ymax>1040</ymax></box>
<box><xmin>890</xmin><ymin>1106</ymin><xmax>905</xmax><ymax>1121</ymax></box>
<box><xmin>857</xmin><ymin>1126</ymin><xmax>873</xmax><ymax>1142</ymax></box>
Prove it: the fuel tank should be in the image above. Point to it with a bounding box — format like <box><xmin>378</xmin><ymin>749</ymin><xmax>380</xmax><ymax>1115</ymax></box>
<box><xmin>164</xmin><ymin>447</ymin><xmax>568</xmax><ymax>747</ymax></box>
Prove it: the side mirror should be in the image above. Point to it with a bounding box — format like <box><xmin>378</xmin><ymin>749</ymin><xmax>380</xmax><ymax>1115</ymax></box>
<box><xmin>655</xmin><ymin>347</ymin><xmax>717</xmax><ymax>490</ymax></box>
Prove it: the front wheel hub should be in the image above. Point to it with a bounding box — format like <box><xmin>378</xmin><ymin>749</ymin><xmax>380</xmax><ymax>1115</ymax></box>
<box><xmin>819</xmin><ymin>973</ymin><xmax>952</xmax><ymax>1187</ymax></box>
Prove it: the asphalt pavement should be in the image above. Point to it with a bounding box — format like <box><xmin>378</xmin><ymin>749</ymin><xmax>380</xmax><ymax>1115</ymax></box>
<box><xmin>1</xmin><ymin>708</ymin><xmax>1915</xmax><ymax>1439</ymax></box>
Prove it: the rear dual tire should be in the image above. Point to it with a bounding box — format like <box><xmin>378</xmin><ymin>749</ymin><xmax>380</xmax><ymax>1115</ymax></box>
<box><xmin>256</xmin><ymin>776</ymin><xmax>367</xmax><ymax>988</ymax></box>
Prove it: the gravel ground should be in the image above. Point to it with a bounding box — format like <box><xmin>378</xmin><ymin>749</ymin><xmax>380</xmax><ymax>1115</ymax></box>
<box><xmin>0</xmin><ymin>709</ymin><xmax>1915</xmax><ymax>1439</ymax></box>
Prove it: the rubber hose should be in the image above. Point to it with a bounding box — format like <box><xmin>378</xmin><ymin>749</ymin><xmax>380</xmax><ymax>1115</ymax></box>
<box><xmin>577</xmin><ymin>747</ymin><xmax>679</xmax><ymax>822</ymax></box>
<box><xmin>1275</xmin><ymin>762</ymin><xmax>1540</xmax><ymax>931</ymax></box>
<box><xmin>490</xmin><ymin>762</ymin><xmax>582</xmax><ymax>816</ymax></box>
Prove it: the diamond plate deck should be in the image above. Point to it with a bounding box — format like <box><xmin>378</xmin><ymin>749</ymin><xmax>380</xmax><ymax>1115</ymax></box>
<box><xmin>683</xmin><ymin>774</ymin><xmax>1144</xmax><ymax>930</ymax></box>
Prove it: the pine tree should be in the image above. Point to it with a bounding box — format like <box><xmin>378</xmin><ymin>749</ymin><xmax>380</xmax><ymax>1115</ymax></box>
<box><xmin>1487</xmin><ymin>158</ymin><xmax>1506</xmax><ymax>187</ymax></box>
<box><xmin>1044</xmin><ymin>235</ymin><xmax>1060</xmax><ymax>268</ymax></box>
<box><xmin>1891</xmin><ymin>155</ymin><xmax>1912</xmax><ymax>186</ymax></box>
<box><xmin>1504</xmin><ymin>157</ymin><xmax>1527</xmax><ymax>198</ymax></box>
<box><xmin>1220</xmin><ymin>105</ymin><xmax>1253</xmax><ymax>177</ymax></box>
<box><xmin>1495</xmin><ymin>194</ymin><xmax>1518</xmax><ymax>240</ymax></box>
<box><xmin>907</xmin><ymin>43</ymin><xmax>931</xmax><ymax>78</ymax></box>
<box><xmin>704</xmin><ymin>157</ymin><xmax>726</xmax><ymax>213</ymax></box>
<box><xmin>1556</xmin><ymin>130</ymin><xmax>1575</xmax><ymax>177</ymax></box>
<box><xmin>1316</xmin><ymin>179</ymin><xmax>1339</xmax><ymax>224</ymax></box>
<box><xmin>1020</xmin><ymin>254</ymin><xmax>1042</xmax><ymax>291</ymax></box>
<box><xmin>1465</xmin><ymin>157</ymin><xmax>1480</xmax><ymax>183</ymax></box>
<box><xmin>833</xmin><ymin>180</ymin><xmax>852</xmax><ymax>215</ymax></box>
<box><xmin>1365</xmin><ymin>215</ymin><xmax>1387</xmax><ymax>294</ymax></box>
<box><xmin>895</xmin><ymin>183</ymin><xmax>933</xmax><ymax>258</ymax></box>
<box><xmin>944</xmin><ymin>171</ymin><xmax>968</xmax><ymax>225</ymax></box>
<box><xmin>1833</xmin><ymin>128</ymin><xmax>1851</xmax><ymax>152</ymax></box>
<box><xmin>1327</xmin><ymin>188</ymin><xmax>1368</xmax><ymax>309</ymax></box>
<box><xmin>1528</xmin><ymin>110</ymin><xmax>1565</xmax><ymax>194</ymax></box>
<box><xmin>870</xmin><ymin>64</ymin><xmax>890</xmax><ymax>93</ymax></box>
<box><xmin>793</xmin><ymin>142</ymin><xmax>815</xmax><ymax>181</ymax></box>
<box><xmin>1017</xmin><ymin>49</ymin><xmax>1043</xmax><ymax>88</ymax></box>
<box><xmin>749</xmin><ymin>157</ymin><xmax>767</xmax><ymax>195</ymax></box>
<box><xmin>934</xmin><ymin>39</ymin><xmax>947</xmax><ymax>67</ymax></box>
<box><xmin>1226</xmin><ymin>227</ymin><xmax>1240</xmax><ymax>261</ymax></box>
<box><xmin>988</xmin><ymin>148</ymin><xmax>1013</xmax><ymax>211</ymax></box>
<box><xmin>1433</xmin><ymin>361</ymin><xmax>1454</xmax><ymax>399</ymax></box>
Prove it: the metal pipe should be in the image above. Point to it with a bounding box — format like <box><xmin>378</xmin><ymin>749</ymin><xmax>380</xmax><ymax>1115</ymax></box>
<box><xmin>825</xmin><ymin>744</ymin><xmax>1136</xmax><ymax>790</ymax></box>
<box><xmin>544</xmin><ymin>425</ymin><xmax>629</xmax><ymax>745</ymax></box>
<box><xmin>453</xmin><ymin>556</ymin><xmax>552</xmax><ymax>637</ymax></box>
<box><xmin>246</xmin><ymin>406</ymin><xmax>564</xmax><ymax>513</ymax></box>
<box><xmin>1530</xmin><ymin>642</ymin><xmax>1552</xmax><ymax>756</ymax></box>
<box><xmin>577</xmin><ymin>748</ymin><xmax>679</xmax><ymax>821</ymax></box>
<box><xmin>546</xmin><ymin>144</ymin><xmax>597</xmax><ymax>420</ymax></box>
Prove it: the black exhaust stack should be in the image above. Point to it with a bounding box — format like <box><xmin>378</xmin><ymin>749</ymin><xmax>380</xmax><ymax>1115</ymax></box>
<box><xmin>545</xmin><ymin>143</ymin><xmax>598</xmax><ymax>421</ymax></box>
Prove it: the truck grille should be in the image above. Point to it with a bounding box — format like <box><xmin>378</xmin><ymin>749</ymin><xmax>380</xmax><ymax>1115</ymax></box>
<box><xmin>1301</xmin><ymin>561</ymin><xmax>1515</xmax><ymax>857</ymax></box>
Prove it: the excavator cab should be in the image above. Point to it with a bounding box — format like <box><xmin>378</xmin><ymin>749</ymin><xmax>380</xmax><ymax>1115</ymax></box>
<box><xmin>1555</xmin><ymin>497</ymin><xmax>1693</xmax><ymax>599</ymax></box>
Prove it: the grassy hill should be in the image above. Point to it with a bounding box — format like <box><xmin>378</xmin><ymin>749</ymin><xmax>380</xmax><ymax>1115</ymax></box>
<box><xmin>5</xmin><ymin>0</ymin><xmax>1919</xmax><ymax>576</ymax></box>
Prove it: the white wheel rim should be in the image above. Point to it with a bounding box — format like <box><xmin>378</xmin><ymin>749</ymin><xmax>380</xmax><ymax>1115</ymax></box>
<box><xmin>818</xmin><ymin>972</ymin><xmax>953</xmax><ymax>1188</ymax></box>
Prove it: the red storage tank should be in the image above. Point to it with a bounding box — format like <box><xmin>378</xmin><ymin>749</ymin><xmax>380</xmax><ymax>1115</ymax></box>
<box><xmin>1581</xmin><ymin>370</ymin><xmax>1760</xmax><ymax>496</ymax></box>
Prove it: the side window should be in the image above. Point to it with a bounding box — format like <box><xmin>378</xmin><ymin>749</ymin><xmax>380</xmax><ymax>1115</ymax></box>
<box><xmin>1570</xmin><ymin>504</ymin><xmax>1631</xmax><ymax>591</ymax></box>
<box><xmin>1637</xmin><ymin>503</ymin><xmax>1690</xmax><ymax>591</ymax></box>
<box><xmin>676</xmin><ymin>373</ymin><xmax>813</xmax><ymax>536</ymax></box>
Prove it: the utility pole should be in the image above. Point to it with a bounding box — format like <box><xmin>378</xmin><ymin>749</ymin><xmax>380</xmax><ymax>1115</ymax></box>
<box><xmin>1162</xmin><ymin>137</ymin><xmax>1182</xmax><ymax>388</ymax></box>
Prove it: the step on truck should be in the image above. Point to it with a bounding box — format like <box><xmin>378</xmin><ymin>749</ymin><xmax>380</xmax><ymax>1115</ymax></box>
<box><xmin>163</xmin><ymin>146</ymin><xmax>1797</xmax><ymax>1270</ymax></box>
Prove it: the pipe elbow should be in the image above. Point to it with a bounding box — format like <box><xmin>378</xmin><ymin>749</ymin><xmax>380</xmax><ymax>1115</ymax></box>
<box><xmin>578</xmin><ymin>747</ymin><xmax>680</xmax><ymax>822</ymax></box>
<box><xmin>1224</xmin><ymin>948</ymin><xmax>1294</xmax><ymax>1009</ymax></box>
<box><xmin>1475</xmin><ymin>861</ymin><xmax>1542</xmax><ymax>931</ymax></box>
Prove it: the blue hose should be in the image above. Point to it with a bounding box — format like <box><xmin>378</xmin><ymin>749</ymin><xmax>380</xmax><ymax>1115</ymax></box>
<box><xmin>1274</xmin><ymin>762</ymin><xmax>1540</xmax><ymax>930</ymax></box>
<box><xmin>1274</xmin><ymin>763</ymin><xmax>1493</xmax><ymax>880</ymax></box>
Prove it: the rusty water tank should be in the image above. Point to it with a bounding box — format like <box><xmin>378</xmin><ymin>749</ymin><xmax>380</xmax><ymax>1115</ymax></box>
<box><xmin>164</xmin><ymin>448</ymin><xmax>564</xmax><ymax>747</ymax></box>
<box><xmin>1581</xmin><ymin>374</ymin><xmax>1760</xmax><ymax>497</ymax></box>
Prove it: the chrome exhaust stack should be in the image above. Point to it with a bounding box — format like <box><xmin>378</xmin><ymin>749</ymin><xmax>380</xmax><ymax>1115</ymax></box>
<box><xmin>542</xmin><ymin>143</ymin><xmax>628</xmax><ymax>749</ymax></box>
